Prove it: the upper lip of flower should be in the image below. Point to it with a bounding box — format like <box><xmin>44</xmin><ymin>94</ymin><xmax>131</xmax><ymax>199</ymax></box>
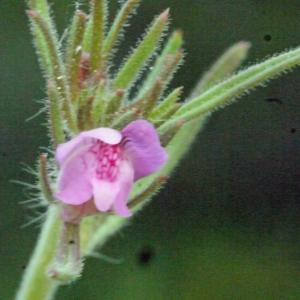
<box><xmin>54</xmin><ymin>120</ymin><xmax>168</xmax><ymax>219</ymax></box>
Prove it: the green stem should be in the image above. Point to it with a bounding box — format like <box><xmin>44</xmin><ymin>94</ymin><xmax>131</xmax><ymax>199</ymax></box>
<box><xmin>15</xmin><ymin>205</ymin><xmax>62</xmax><ymax>300</ymax></box>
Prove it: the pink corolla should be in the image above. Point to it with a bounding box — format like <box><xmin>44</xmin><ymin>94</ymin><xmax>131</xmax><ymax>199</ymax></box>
<box><xmin>54</xmin><ymin>120</ymin><xmax>168</xmax><ymax>223</ymax></box>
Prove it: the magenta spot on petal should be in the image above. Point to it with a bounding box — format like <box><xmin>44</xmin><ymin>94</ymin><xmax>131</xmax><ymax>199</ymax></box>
<box><xmin>88</xmin><ymin>141</ymin><xmax>124</xmax><ymax>182</ymax></box>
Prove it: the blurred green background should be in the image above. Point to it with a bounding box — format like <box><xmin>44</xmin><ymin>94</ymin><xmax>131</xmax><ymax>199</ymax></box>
<box><xmin>1</xmin><ymin>0</ymin><xmax>300</xmax><ymax>299</ymax></box>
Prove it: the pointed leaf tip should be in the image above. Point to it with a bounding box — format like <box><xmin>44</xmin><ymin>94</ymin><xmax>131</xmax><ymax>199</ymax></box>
<box><xmin>161</xmin><ymin>8</ymin><xmax>170</xmax><ymax>19</ymax></box>
<box><xmin>47</xmin><ymin>80</ymin><xmax>55</xmax><ymax>89</ymax></box>
<box><xmin>174</xmin><ymin>29</ymin><xmax>183</xmax><ymax>37</ymax></box>
<box><xmin>116</xmin><ymin>89</ymin><xmax>126</xmax><ymax>97</ymax></box>
<box><xmin>160</xmin><ymin>175</ymin><xmax>169</xmax><ymax>181</ymax></box>
<box><xmin>26</xmin><ymin>9</ymin><xmax>38</xmax><ymax>17</ymax></box>
<box><xmin>76</xmin><ymin>10</ymin><xmax>86</xmax><ymax>18</ymax></box>
<box><xmin>39</xmin><ymin>154</ymin><xmax>47</xmax><ymax>162</ymax></box>
<box><xmin>135</xmin><ymin>108</ymin><xmax>142</xmax><ymax>115</ymax></box>
<box><xmin>177</xmin><ymin>118</ymin><xmax>184</xmax><ymax>126</ymax></box>
<box><xmin>238</xmin><ymin>41</ymin><xmax>251</xmax><ymax>50</ymax></box>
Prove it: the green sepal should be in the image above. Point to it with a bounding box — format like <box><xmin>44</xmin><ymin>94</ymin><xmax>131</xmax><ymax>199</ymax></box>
<box><xmin>102</xmin><ymin>0</ymin><xmax>140</xmax><ymax>66</ymax></box>
<box><xmin>27</xmin><ymin>10</ymin><xmax>77</xmax><ymax>133</ymax></box>
<box><xmin>47</xmin><ymin>223</ymin><xmax>83</xmax><ymax>283</ymax></box>
<box><xmin>90</xmin><ymin>79</ymin><xmax>107</xmax><ymax>125</ymax></box>
<box><xmin>128</xmin><ymin>175</ymin><xmax>168</xmax><ymax>211</ymax></box>
<box><xmin>157</xmin><ymin>49</ymin><xmax>183</xmax><ymax>85</ymax></box>
<box><xmin>65</xmin><ymin>10</ymin><xmax>86</xmax><ymax>104</ymax></box>
<box><xmin>82</xmin><ymin>16</ymin><xmax>93</xmax><ymax>52</ymax></box>
<box><xmin>104</xmin><ymin>90</ymin><xmax>126</xmax><ymax>124</ymax></box>
<box><xmin>158</xmin><ymin>119</ymin><xmax>184</xmax><ymax>147</ymax></box>
<box><xmin>38</xmin><ymin>154</ymin><xmax>55</xmax><ymax>204</ymax></box>
<box><xmin>47</xmin><ymin>81</ymin><xmax>65</xmax><ymax>147</ymax></box>
<box><xmin>28</xmin><ymin>0</ymin><xmax>51</xmax><ymax>20</ymax></box>
<box><xmin>119</xmin><ymin>79</ymin><xmax>162</xmax><ymax>119</ymax></box>
<box><xmin>109</xmin><ymin>108</ymin><xmax>142</xmax><ymax>130</ymax></box>
<box><xmin>136</xmin><ymin>50</ymin><xmax>183</xmax><ymax>105</ymax></box>
<box><xmin>90</xmin><ymin>0</ymin><xmax>106</xmax><ymax>73</ymax></box>
<box><xmin>150</xmin><ymin>86</ymin><xmax>182</xmax><ymax>119</ymax></box>
<box><xmin>27</xmin><ymin>11</ymin><xmax>63</xmax><ymax>86</ymax></box>
<box><xmin>189</xmin><ymin>41</ymin><xmax>251</xmax><ymax>98</ymax></box>
<box><xmin>77</xmin><ymin>96</ymin><xmax>95</xmax><ymax>131</ymax></box>
<box><xmin>141</xmin><ymin>79</ymin><xmax>163</xmax><ymax>117</ymax></box>
<box><xmin>137</xmin><ymin>30</ymin><xmax>182</xmax><ymax>98</ymax></box>
<box><xmin>152</xmin><ymin>103</ymin><xmax>181</xmax><ymax>127</ymax></box>
<box><xmin>113</xmin><ymin>9</ymin><xmax>169</xmax><ymax>90</ymax></box>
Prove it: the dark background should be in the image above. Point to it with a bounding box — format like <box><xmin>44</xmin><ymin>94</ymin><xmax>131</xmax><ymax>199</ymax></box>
<box><xmin>1</xmin><ymin>0</ymin><xmax>300</xmax><ymax>299</ymax></box>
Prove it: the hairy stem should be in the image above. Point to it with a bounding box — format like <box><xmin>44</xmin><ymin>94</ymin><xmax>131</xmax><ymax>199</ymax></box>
<box><xmin>15</xmin><ymin>205</ymin><xmax>62</xmax><ymax>300</ymax></box>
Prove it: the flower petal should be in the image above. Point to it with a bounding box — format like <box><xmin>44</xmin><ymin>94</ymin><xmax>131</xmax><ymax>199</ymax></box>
<box><xmin>91</xmin><ymin>159</ymin><xmax>134</xmax><ymax>216</ymax></box>
<box><xmin>113</xmin><ymin>160</ymin><xmax>134</xmax><ymax>217</ymax></box>
<box><xmin>55</xmin><ymin>144</ymin><xmax>96</xmax><ymax>205</ymax></box>
<box><xmin>81</xmin><ymin>127</ymin><xmax>122</xmax><ymax>144</ymax></box>
<box><xmin>121</xmin><ymin>120</ymin><xmax>168</xmax><ymax>181</ymax></box>
<box><xmin>91</xmin><ymin>179</ymin><xmax>120</xmax><ymax>212</ymax></box>
<box><xmin>113</xmin><ymin>184</ymin><xmax>133</xmax><ymax>217</ymax></box>
<box><xmin>56</xmin><ymin>135</ymin><xmax>92</xmax><ymax>167</ymax></box>
<box><xmin>56</xmin><ymin>128</ymin><xmax>122</xmax><ymax>167</ymax></box>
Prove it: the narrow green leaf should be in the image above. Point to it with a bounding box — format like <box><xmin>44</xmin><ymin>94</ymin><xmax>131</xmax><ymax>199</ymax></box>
<box><xmin>109</xmin><ymin>108</ymin><xmax>141</xmax><ymax>130</ymax></box>
<box><xmin>138</xmin><ymin>50</ymin><xmax>183</xmax><ymax>106</ymax></box>
<box><xmin>141</xmin><ymin>79</ymin><xmax>163</xmax><ymax>117</ymax></box>
<box><xmin>151</xmin><ymin>42</ymin><xmax>251</xmax><ymax>190</ymax></box>
<box><xmin>154</xmin><ymin>45</ymin><xmax>250</xmax><ymax>180</ymax></box>
<box><xmin>104</xmin><ymin>90</ymin><xmax>126</xmax><ymax>124</ymax></box>
<box><xmin>162</xmin><ymin>116</ymin><xmax>208</xmax><ymax>174</ymax></box>
<box><xmin>82</xmin><ymin>17</ymin><xmax>93</xmax><ymax>52</ymax></box>
<box><xmin>77</xmin><ymin>96</ymin><xmax>95</xmax><ymax>131</ymax></box>
<box><xmin>158</xmin><ymin>119</ymin><xmax>184</xmax><ymax>147</ymax></box>
<box><xmin>91</xmin><ymin>79</ymin><xmax>107</xmax><ymax>125</ymax></box>
<box><xmin>38</xmin><ymin>154</ymin><xmax>55</xmax><ymax>204</ymax></box>
<box><xmin>153</xmin><ymin>103</ymin><xmax>181</xmax><ymax>127</ymax></box>
<box><xmin>156</xmin><ymin>49</ymin><xmax>183</xmax><ymax>85</ymax></box>
<box><xmin>137</xmin><ymin>30</ymin><xmax>182</xmax><ymax>98</ymax></box>
<box><xmin>90</xmin><ymin>0</ymin><xmax>106</xmax><ymax>73</ymax></box>
<box><xmin>167</xmin><ymin>46</ymin><xmax>300</xmax><ymax>127</ymax></box>
<box><xmin>150</xmin><ymin>86</ymin><xmax>182</xmax><ymax>119</ymax></box>
<box><xmin>77</xmin><ymin>102</ymin><xmax>87</xmax><ymax>132</ymax></box>
<box><xmin>103</xmin><ymin>0</ymin><xmax>140</xmax><ymax>62</ymax></box>
<box><xmin>27</xmin><ymin>1</ymin><xmax>59</xmax><ymax>73</ymax></box>
<box><xmin>189</xmin><ymin>41</ymin><xmax>251</xmax><ymax>98</ymax></box>
<box><xmin>27</xmin><ymin>12</ymin><xmax>67</xmax><ymax>106</ymax></box>
<box><xmin>28</xmin><ymin>0</ymin><xmax>50</xmax><ymax>21</ymax></box>
<box><xmin>129</xmin><ymin>175</ymin><xmax>168</xmax><ymax>212</ymax></box>
<box><xmin>113</xmin><ymin>9</ymin><xmax>169</xmax><ymax>90</ymax></box>
<box><xmin>30</xmin><ymin>25</ymin><xmax>53</xmax><ymax>73</ymax></box>
<box><xmin>65</xmin><ymin>11</ymin><xmax>86</xmax><ymax>104</ymax></box>
<box><xmin>27</xmin><ymin>10</ymin><xmax>59</xmax><ymax>80</ymax></box>
<box><xmin>119</xmin><ymin>80</ymin><xmax>162</xmax><ymax>117</ymax></box>
<box><xmin>27</xmin><ymin>10</ymin><xmax>76</xmax><ymax>133</ymax></box>
<box><xmin>47</xmin><ymin>81</ymin><xmax>65</xmax><ymax>147</ymax></box>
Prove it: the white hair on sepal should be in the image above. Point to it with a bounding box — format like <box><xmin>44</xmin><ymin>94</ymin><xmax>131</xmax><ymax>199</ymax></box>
<box><xmin>87</xmin><ymin>251</ymin><xmax>124</xmax><ymax>264</ymax></box>
<box><xmin>21</xmin><ymin>211</ymin><xmax>47</xmax><ymax>228</ymax></box>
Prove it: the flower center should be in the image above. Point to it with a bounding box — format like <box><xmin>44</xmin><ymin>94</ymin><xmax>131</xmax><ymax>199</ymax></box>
<box><xmin>89</xmin><ymin>141</ymin><xmax>123</xmax><ymax>181</ymax></box>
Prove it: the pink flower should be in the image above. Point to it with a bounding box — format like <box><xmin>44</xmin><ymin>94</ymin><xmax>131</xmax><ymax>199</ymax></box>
<box><xmin>54</xmin><ymin>120</ymin><xmax>168</xmax><ymax>223</ymax></box>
